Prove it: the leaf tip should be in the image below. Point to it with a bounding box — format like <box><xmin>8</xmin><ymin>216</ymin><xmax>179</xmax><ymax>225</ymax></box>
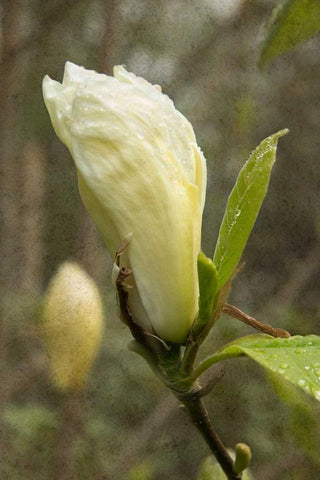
<box><xmin>275</xmin><ymin>128</ymin><xmax>289</xmax><ymax>139</ymax></box>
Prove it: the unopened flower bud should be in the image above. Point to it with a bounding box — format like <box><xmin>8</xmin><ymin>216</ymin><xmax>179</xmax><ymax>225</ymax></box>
<box><xmin>41</xmin><ymin>262</ymin><xmax>104</xmax><ymax>390</ymax></box>
<box><xmin>43</xmin><ymin>62</ymin><xmax>207</xmax><ymax>343</ymax></box>
<box><xmin>234</xmin><ymin>442</ymin><xmax>252</xmax><ymax>474</ymax></box>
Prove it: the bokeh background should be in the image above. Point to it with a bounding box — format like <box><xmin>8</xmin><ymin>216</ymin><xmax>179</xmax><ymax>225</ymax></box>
<box><xmin>1</xmin><ymin>0</ymin><xmax>319</xmax><ymax>479</ymax></box>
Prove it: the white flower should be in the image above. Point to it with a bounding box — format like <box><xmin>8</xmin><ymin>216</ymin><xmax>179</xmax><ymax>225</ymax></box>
<box><xmin>41</xmin><ymin>262</ymin><xmax>104</xmax><ymax>390</ymax></box>
<box><xmin>43</xmin><ymin>62</ymin><xmax>206</xmax><ymax>343</ymax></box>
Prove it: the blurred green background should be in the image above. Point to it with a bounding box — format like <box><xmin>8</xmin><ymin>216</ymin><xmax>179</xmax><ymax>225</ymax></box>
<box><xmin>1</xmin><ymin>0</ymin><xmax>319</xmax><ymax>479</ymax></box>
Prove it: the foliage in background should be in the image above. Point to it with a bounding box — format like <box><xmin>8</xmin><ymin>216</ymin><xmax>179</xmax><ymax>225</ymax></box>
<box><xmin>1</xmin><ymin>0</ymin><xmax>319</xmax><ymax>479</ymax></box>
<box><xmin>260</xmin><ymin>0</ymin><xmax>320</xmax><ymax>66</ymax></box>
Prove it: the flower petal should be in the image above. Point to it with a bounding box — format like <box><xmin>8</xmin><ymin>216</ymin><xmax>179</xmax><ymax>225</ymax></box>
<box><xmin>43</xmin><ymin>62</ymin><xmax>207</xmax><ymax>343</ymax></box>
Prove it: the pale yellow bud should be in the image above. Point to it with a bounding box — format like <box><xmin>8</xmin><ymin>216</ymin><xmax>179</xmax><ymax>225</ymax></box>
<box><xmin>234</xmin><ymin>443</ymin><xmax>252</xmax><ymax>474</ymax></box>
<box><xmin>197</xmin><ymin>454</ymin><xmax>253</xmax><ymax>480</ymax></box>
<box><xmin>42</xmin><ymin>62</ymin><xmax>207</xmax><ymax>343</ymax></box>
<box><xmin>41</xmin><ymin>262</ymin><xmax>104</xmax><ymax>391</ymax></box>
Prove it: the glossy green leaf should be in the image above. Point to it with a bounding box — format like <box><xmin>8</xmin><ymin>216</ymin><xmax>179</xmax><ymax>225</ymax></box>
<box><xmin>194</xmin><ymin>252</ymin><xmax>219</xmax><ymax>334</ymax></box>
<box><xmin>213</xmin><ymin>130</ymin><xmax>288</xmax><ymax>290</ymax></box>
<box><xmin>268</xmin><ymin>372</ymin><xmax>320</xmax><ymax>466</ymax></box>
<box><xmin>196</xmin><ymin>335</ymin><xmax>320</xmax><ymax>402</ymax></box>
<box><xmin>260</xmin><ymin>0</ymin><xmax>320</xmax><ymax>67</ymax></box>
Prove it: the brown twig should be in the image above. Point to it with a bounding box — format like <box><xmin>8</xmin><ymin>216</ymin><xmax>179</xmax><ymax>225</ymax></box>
<box><xmin>180</xmin><ymin>396</ymin><xmax>241</xmax><ymax>480</ymax></box>
<box><xmin>222</xmin><ymin>303</ymin><xmax>290</xmax><ymax>338</ymax></box>
<box><xmin>196</xmin><ymin>365</ymin><xmax>226</xmax><ymax>399</ymax></box>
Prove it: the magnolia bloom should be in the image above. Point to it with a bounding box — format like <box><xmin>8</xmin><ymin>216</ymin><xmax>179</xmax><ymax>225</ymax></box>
<box><xmin>41</xmin><ymin>262</ymin><xmax>104</xmax><ymax>390</ymax></box>
<box><xmin>43</xmin><ymin>62</ymin><xmax>207</xmax><ymax>343</ymax></box>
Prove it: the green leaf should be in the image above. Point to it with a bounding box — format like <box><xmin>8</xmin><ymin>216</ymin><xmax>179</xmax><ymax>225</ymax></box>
<box><xmin>260</xmin><ymin>0</ymin><xmax>320</xmax><ymax>67</ymax></box>
<box><xmin>213</xmin><ymin>130</ymin><xmax>288</xmax><ymax>290</ymax></box>
<box><xmin>196</xmin><ymin>335</ymin><xmax>320</xmax><ymax>402</ymax></box>
<box><xmin>268</xmin><ymin>372</ymin><xmax>320</xmax><ymax>466</ymax></box>
<box><xmin>194</xmin><ymin>252</ymin><xmax>219</xmax><ymax>334</ymax></box>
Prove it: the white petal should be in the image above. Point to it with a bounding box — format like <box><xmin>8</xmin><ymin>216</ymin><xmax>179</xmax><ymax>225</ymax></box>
<box><xmin>43</xmin><ymin>62</ymin><xmax>207</xmax><ymax>343</ymax></box>
<box><xmin>42</xmin><ymin>75</ymin><xmax>73</xmax><ymax>150</ymax></box>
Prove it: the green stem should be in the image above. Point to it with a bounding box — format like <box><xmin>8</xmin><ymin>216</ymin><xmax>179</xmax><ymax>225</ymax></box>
<box><xmin>191</xmin><ymin>350</ymin><xmax>243</xmax><ymax>382</ymax></box>
<box><xmin>181</xmin><ymin>396</ymin><xmax>241</xmax><ymax>480</ymax></box>
<box><xmin>181</xmin><ymin>340</ymin><xmax>199</xmax><ymax>374</ymax></box>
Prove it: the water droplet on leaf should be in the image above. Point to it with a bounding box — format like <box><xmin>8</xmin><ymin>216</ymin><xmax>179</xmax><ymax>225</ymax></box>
<box><xmin>312</xmin><ymin>388</ymin><xmax>320</xmax><ymax>400</ymax></box>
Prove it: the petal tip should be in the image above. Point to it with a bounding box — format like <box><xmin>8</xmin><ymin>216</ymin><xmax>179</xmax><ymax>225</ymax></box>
<box><xmin>63</xmin><ymin>61</ymin><xmax>87</xmax><ymax>84</ymax></box>
<box><xmin>42</xmin><ymin>75</ymin><xmax>62</xmax><ymax>101</ymax></box>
